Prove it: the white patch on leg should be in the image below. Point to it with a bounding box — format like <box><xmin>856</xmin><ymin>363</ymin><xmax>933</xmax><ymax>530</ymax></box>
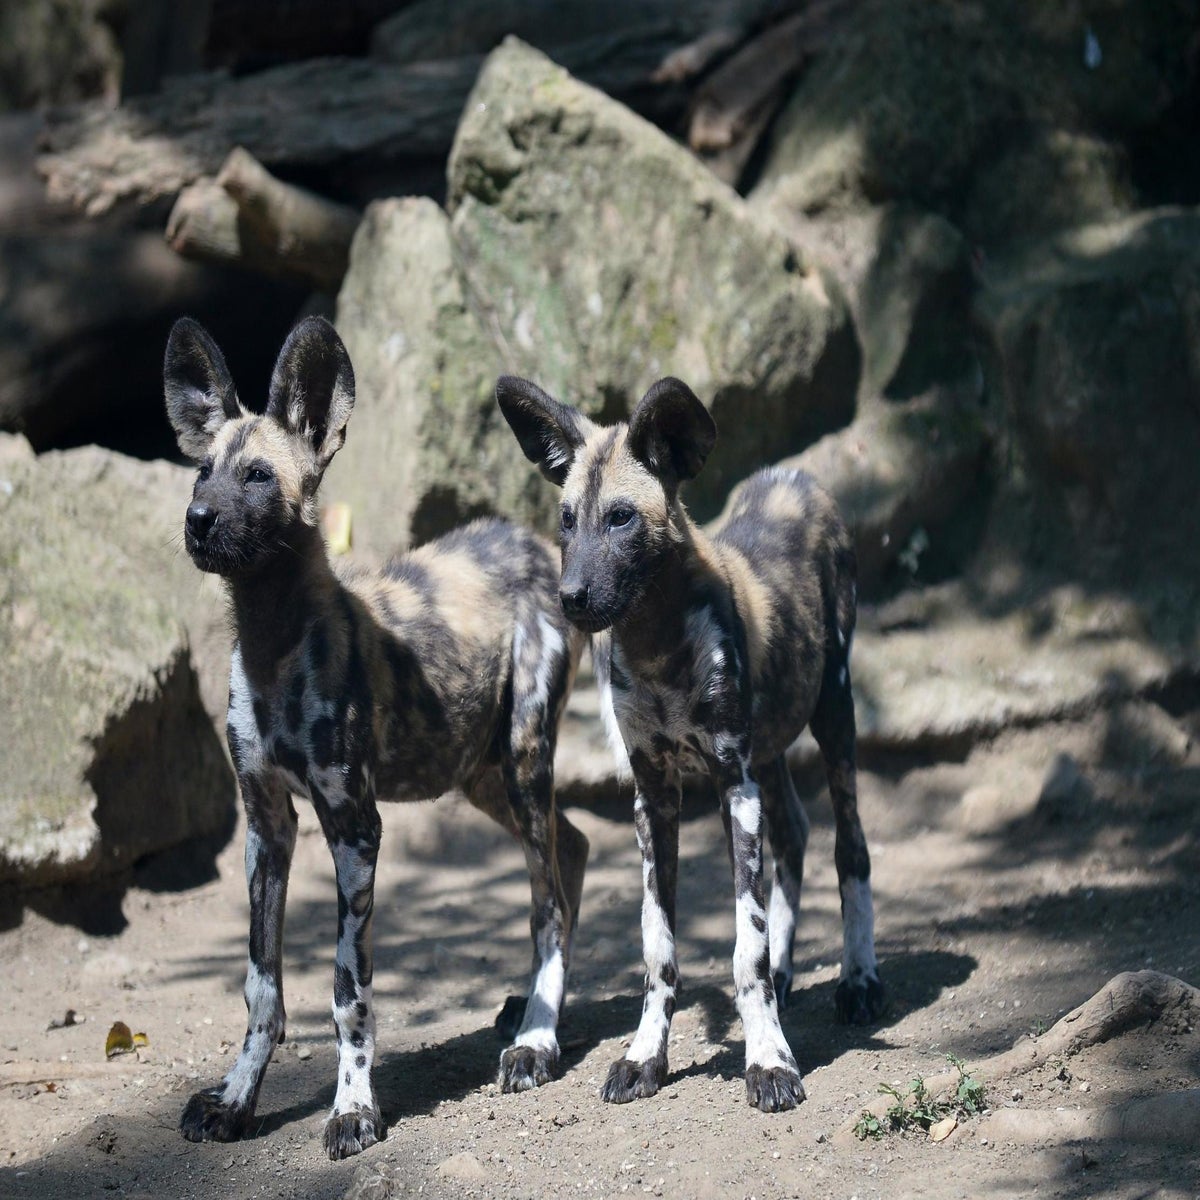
<box><xmin>768</xmin><ymin>872</ymin><xmax>797</xmax><ymax>982</ymax></box>
<box><xmin>220</xmin><ymin>960</ymin><xmax>280</xmax><ymax>1108</ymax></box>
<box><xmin>515</xmin><ymin>925</ymin><xmax>565</xmax><ymax>1055</ymax></box>
<box><xmin>839</xmin><ymin>876</ymin><xmax>878</xmax><ymax>982</ymax></box>
<box><xmin>728</xmin><ymin>786</ymin><xmax>797</xmax><ymax>1075</ymax></box>
<box><xmin>330</xmin><ymin>842</ymin><xmax>378</xmax><ymax>1115</ymax></box>
<box><xmin>733</xmin><ymin>889</ymin><xmax>796</xmax><ymax>1074</ymax></box>
<box><xmin>627</xmin><ymin>856</ymin><xmax>677</xmax><ymax>1065</ymax></box>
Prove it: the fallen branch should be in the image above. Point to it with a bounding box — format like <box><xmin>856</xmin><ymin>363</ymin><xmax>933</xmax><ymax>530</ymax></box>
<box><xmin>167</xmin><ymin>148</ymin><xmax>360</xmax><ymax>292</ymax></box>
<box><xmin>687</xmin><ymin>0</ymin><xmax>850</xmax><ymax>184</ymax></box>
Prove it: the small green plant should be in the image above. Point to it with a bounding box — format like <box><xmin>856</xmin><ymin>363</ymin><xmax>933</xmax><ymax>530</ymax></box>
<box><xmin>1030</xmin><ymin>1017</ymin><xmax>1049</xmax><ymax>1038</ymax></box>
<box><xmin>854</xmin><ymin>1054</ymin><xmax>987</xmax><ymax>1140</ymax></box>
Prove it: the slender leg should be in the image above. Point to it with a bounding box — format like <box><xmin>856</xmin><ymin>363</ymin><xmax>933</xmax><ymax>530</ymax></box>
<box><xmin>760</xmin><ymin>755</ymin><xmax>810</xmax><ymax>1009</ymax></box>
<box><xmin>601</xmin><ymin>753</ymin><xmax>681</xmax><ymax>1103</ymax></box>
<box><xmin>181</xmin><ymin>771</ymin><xmax>297</xmax><ymax>1142</ymax></box>
<box><xmin>311</xmin><ymin>785</ymin><xmax>384</xmax><ymax>1159</ymax></box>
<box><xmin>717</xmin><ymin>749</ymin><xmax>806</xmax><ymax>1113</ymax></box>
<box><xmin>810</xmin><ymin>652</ymin><xmax>884</xmax><ymax>1025</ymax></box>
<box><xmin>473</xmin><ymin>769</ymin><xmax>589</xmax><ymax>1048</ymax></box>
<box><xmin>498</xmin><ymin>612</ymin><xmax>579</xmax><ymax>1092</ymax></box>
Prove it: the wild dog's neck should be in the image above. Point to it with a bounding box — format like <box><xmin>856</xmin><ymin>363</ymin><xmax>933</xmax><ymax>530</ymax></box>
<box><xmin>226</xmin><ymin>523</ymin><xmax>335</xmax><ymax>686</ymax></box>
<box><xmin>611</xmin><ymin>498</ymin><xmax>709</xmax><ymax>666</ymax></box>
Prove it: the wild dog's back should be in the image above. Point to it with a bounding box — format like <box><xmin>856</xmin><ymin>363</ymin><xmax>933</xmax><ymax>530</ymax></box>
<box><xmin>337</xmin><ymin>518</ymin><xmax>580</xmax><ymax>803</ymax></box>
<box><xmin>704</xmin><ymin>465</ymin><xmax>857</xmax><ymax>766</ymax></box>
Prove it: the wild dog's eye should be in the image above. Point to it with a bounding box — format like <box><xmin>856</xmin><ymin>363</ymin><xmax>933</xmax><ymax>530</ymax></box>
<box><xmin>245</xmin><ymin>465</ymin><xmax>273</xmax><ymax>486</ymax></box>
<box><xmin>608</xmin><ymin>506</ymin><xmax>635</xmax><ymax>529</ymax></box>
<box><xmin>561</xmin><ymin>506</ymin><xmax>576</xmax><ymax>532</ymax></box>
<box><xmin>198</xmin><ymin>461</ymin><xmax>212</xmax><ymax>482</ymax></box>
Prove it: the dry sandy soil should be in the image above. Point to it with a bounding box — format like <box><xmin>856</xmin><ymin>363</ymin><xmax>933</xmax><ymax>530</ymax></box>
<box><xmin>2</xmin><ymin>703</ymin><xmax>1198</xmax><ymax>1200</ymax></box>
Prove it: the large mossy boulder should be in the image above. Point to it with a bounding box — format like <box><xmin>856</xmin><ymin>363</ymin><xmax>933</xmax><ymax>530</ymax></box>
<box><xmin>448</xmin><ymin>38</ymin><xmax>859</xmax><ymax>520</ymax></box>
<box><xmin>0</xmin><ymin>438</ymin><xmax>234</xmax><ymax>888</ymax></box>
<box><xmin>326</xmin><ymin>196</ymin><xmax>553</xmax><ymax>555</ymax></box>
<box><xmin>327</xmin><ymin>38</ymin><xmax>860</xmax><ymax>553</ymax></box>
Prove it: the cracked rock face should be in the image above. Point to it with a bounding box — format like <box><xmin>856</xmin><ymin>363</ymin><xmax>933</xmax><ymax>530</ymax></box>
<box><xmin>0</xmin><ymin>438</ymin><xmax>234</xmax><ymax>887</ymax></box>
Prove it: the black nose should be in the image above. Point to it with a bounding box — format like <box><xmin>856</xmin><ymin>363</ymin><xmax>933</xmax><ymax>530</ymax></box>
<box><xmin>560</xmin><ymin>584</ymin><xmax>589</xmax><ymax>618</ymax></box>
<box><xmin>186</xmin><ymin>502</ymin><xmax>217</xmax><ymax>542</ymax></box>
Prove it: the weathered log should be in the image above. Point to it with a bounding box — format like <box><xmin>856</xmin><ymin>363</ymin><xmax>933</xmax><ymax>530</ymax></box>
<box><xmin>38</xmin><ymin>33</ymin><xmax>701</xmax><ymax>222</ymax></box>
<box><xmin>687</xmin><ymin>0</ymin><xmax>849</xmax><ymax>184</ymax></box>
<box><xmin>37</xmin><ymin>56</ymin><xmax>477</xmax><ymax>218</ymax></box>
<box><xmin>167</xmin><ymin>148</ymin><xmax>360</xmax><ymax>291</ymax></box>
<box><xmin>369</xmin><ymin>0</ymin><xmax>783</xmax><ymax>64</ymax></box>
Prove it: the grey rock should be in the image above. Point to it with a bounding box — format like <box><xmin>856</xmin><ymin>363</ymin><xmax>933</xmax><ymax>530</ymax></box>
<box><xmin>325</xmin><ymin>196</ymin><xmax>553</xmax><ymax>559</ymax></box>
<box><xmin>447</xmin><ymin>37</ymin><xmax>859</xmax><ymax>521</ymax></box>
<box><xmin>974</xmin><ymin>208</ymin><xmax>1200</xmax><ymax>607</ymax></box>
<box><xmin>766</xmin><ymin>383</ymin><xmax>988</xmax><ymax>592</ymax></box>
<box><xmin>758</xmin><ymin>202</ymin><xmax>976</xmax><ymax>403</ymax></box>
<box><xmin>0</xmin><ymin>439</ymin><xmax>234</xmax><ymax>887</ymax></box>
<box><xmin>329</xmin><ymin>40</ymin><xmax>861</xmax><ymax>551</ymax></box>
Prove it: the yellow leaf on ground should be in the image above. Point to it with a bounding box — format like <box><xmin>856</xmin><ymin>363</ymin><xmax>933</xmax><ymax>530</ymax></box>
<box><xmin>105</xmin><ymin>1021</ymin><xmax>133</xmax><ymax>1059</ymax></box>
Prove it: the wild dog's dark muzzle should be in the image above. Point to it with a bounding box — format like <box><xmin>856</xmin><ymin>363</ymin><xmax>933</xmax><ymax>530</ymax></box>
<box><xmin>560</xmin><ymin>583</ymin><xmax>589</xmax><ymax>619</ymax></box>
<box><xmin>186</xmin><ymin>501</ymin><xmax>217</xmax><ymax>544</ymax></box>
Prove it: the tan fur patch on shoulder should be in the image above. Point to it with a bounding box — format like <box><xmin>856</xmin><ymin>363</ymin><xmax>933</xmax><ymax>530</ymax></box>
<box><xmin>713</xmin><ymin>540</ymin><xmax>775</xmax><ymax>680</ymax></box>
<box><xmin>414</xmin><ymin>546</ymin><xmax>508</xmax><ymax>647</ymax></box>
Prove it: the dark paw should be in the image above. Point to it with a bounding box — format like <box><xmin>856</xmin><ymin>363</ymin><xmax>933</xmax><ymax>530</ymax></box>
<box><xmin>499</xmin><ymin>1044</ymin><xmax>560</xmax><ymax>1093</ymax></box>
<box><xmin>180</xmin><ymin>1088</ymin><xmax>250</xmax><ymax>1143</ymax></box>
<box><xmin>323</xmin><ymin>1106</ymin><xmax>384</xmax><ymax>1161</ymax></box>
<box><xmin>745</xmin><ymin>1064</ymin><xmax>806</xmax><ymax>1113</ymax></box>
<box><xmin>494</xmin><ymin>994</ymin><xmax>527</xmax><ymax>1043</ymax></box>
<box><xmin>599</xmin><ymin>1055</ymin><xmax>667</xmax><ymax>1104</ymax></box>
<box><xmin>773</xmin><ymin>969</ymin><xmax>793</xmax><ymax>1011</ymax></box>
<box><xmin>835</xmin><ymin>971</ymin><xmax>887</xmax><ymax>1025</ymax></box>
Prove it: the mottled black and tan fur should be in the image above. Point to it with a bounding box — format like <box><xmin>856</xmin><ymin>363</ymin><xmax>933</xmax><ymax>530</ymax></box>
<box><xmin>497</xmin><ymin>375</ymin><xmax>883</xmax><ymax>1114</ymax></box>
<box><xmin>164</xmin><ymin>317</ymin><xmax>588</xmax><ymax>1160</ymax></box>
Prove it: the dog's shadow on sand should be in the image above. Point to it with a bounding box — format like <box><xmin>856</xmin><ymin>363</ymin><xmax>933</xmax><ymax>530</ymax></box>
<box><xmin>252</xmin><ymin>947</ymin><xmax>974</xmax><ymax>1136</ymax></box>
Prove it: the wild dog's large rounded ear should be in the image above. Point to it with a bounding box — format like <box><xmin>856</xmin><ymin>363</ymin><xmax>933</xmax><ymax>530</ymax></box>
<box><xmin>496</xmin><ymin>376</ymin><xmax>591</xmax><ymax>487</ymax></box>
<box><xmin>164</xmin><ymin>317</ymin><xmax>243</xmax><ymax>461</ymax></box>
<box><xmin>266</xmin><ymin>316</ymin><xmax>355</xmax><ymax>470</ymax></box>
<box><xmin>627</xmin><ymin>377</ymin><xmax>716</xmax><ymax>486</ymax></box>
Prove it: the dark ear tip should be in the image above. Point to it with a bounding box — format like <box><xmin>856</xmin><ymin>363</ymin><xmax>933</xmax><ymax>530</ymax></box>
<box><xmin>495</xmin><ymin>375</ymin><xmax>532</xmax><ymax>402</ymax></box>
<box><xmin>165</xmin><ymin>315</ymin><xmax>210</xmax><ymax>356</ymax></box>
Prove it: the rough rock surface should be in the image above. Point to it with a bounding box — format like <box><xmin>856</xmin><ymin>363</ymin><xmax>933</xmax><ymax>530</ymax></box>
<box><xmin>0</xmin><ymin>438</ymin><xmax>234</xmax><ymax>887</ymax></box>
<box><xmin>328</xmin><ymin>39</ymin><xmax>861</xmax><ymax>552</ymax></box>
<box><xmin>447</xmin><ymin>37</ymin><xmax>859</xmax><ymax>522</ymax></box>
<box><xmin>750</xmin><ymin>0</ymin><xmax>1195</xmax><ymax>226</ymax></box>
<box><xmin>974</xmin><ymin>208</ymin><xmax>1200</xmax><ymax>608</ymax></box>
<box><xmin>325</xmin><ymin>197</ymin><xmax>554</xmax><ymax>558</ymax></box>
<box><xmin>767</xmin><ymin>203</ymin><xmax>977</xmax><ymax>403</ymax></box>
<box><xmin>760</xmin><ymin>383</ymin><xmax>989</xmax><ymax>592</ymax></box>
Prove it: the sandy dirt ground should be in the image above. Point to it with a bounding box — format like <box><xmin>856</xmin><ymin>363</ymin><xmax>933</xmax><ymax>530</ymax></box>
<box><xmin>2</xmin><ymin>707</ymin><xmax>1198</xmax><ymax>1200</ymax></box>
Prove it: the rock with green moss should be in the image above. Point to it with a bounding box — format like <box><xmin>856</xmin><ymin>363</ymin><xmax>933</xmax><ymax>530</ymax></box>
<box><xmin>446</xmin><ymin>37</ymin><xmax>859</xmax><ymax>521</ymax></box>
<box><xmin>0</xmin><ymin>438</ymin><xmax>234</xmax><ymax>887</ymax></box>
<box><xmin>324</xmin><ymin>196</ymin><xmax>557</xmax><ymax>557</ymax></box>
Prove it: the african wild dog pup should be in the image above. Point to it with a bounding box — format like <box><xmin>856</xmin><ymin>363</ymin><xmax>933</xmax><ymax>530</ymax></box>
<box><xmin>496</xmin><ymin>375</ymin><xmax>884</xmax><ymax>1112</ymax></box>
<box><xmin>164</xmin><ymin>317</ymin><xmax>589</xmax><ymax>1160</ymax></box>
